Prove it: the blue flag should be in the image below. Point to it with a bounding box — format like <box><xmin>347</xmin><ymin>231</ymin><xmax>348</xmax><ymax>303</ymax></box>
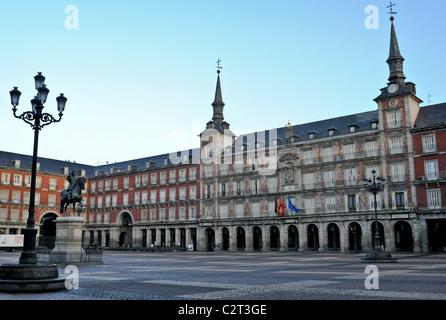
<box><xmin>288</xmin><ymin>197</ymin><xmax>301</xmax><ymax>212</ymax></box>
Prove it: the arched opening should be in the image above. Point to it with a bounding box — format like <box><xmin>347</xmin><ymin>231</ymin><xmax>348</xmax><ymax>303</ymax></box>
<box><xmin>327</xmin><ymin>223</ymin><xmax>340</xmax><ymax>251</ymax></box>
<box><xmin>394</xmin><ymin>221</ymin><xmax>413</xmax><ymax>252</ymax></box>
<box><xmin>119</xmin><ymin>212</ymin><xmax>133</xmax><ymax>247</ymax></box>
<box><xmin>39</xmin><ymin>212</ymin><xmax>58</xmax><ymax>248</ymax></box>
<box><xmin>222</xmin><ymin>227</ymin><xmax>230</xmax><ymax>250</ymax></box>
<box><xmin>288</xmin><ymin>225</ymin><xmax>299</xmax><ymax>251</ymax></box>
<box><xmin>427</xmin><ymin>219</ymin><xmax>446</xmax><ymax>252</ymax></box>
<box><xmin>371</xmin><ymin>221</ymin><xmax>385</xmax><ymax>250</ymax></box>
<box><xmin>253</xmin><ymin>226</ymin><xmax>262</xmax><ymax>251</ymax></box>
<box><xmin>206</xmin><ymin>228</ymin><xmax>215</xmax><ymax>251</ymax></box>
<box><xmin>348</xmin><ymin>222</ymin><xmax>362</xmax><ymax>252</ymax></box>
<box><xmin>307</xmin><ymin>224</ymin><xmax>319</xmax><ymax>251</ymax></box>
<box><xmin>270</xmin><ymin>226</ymin><xmax>280</xmax><ymax>251</ymax></box>
<box><xmin>237</xmin><ymin>227</ymin><xmax>246</xmax><ymax>251</ymax></box>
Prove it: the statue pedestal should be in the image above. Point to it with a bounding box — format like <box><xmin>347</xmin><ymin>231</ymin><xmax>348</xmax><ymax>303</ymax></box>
<box><xmin>51</xmin><ymin>217</ymin><xmax>86</xmax><ymax>264</ymax></box>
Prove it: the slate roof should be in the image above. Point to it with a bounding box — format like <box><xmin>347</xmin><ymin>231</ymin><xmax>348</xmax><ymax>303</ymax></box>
<box><xmin>0</xmin><ymin>150</ymin><xmax>95</xmax><ymax>176</ymax></box>
<box><xmin>412</xmin><ymin>103</ymin><xmax>446</xmax><ymax>132</ymax></box>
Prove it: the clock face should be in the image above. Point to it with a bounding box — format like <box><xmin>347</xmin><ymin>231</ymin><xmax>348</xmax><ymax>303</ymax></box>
<box><xmin>387</xmin><ymin>83</ymin><xmax>398</xmax><ymax>94</ymax></box>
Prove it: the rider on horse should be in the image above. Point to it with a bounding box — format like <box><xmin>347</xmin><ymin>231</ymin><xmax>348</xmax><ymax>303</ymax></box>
<box><xmin>67</xmin><ymin>170</ymin><xmax>77</xmax><ymax>201</ymax></box>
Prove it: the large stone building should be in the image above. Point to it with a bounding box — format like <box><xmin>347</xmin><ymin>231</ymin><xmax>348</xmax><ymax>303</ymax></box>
<box><xmin>0</xmin><ymin>17</ymin><xmax>445</xmax><ymax>253</ymax></box>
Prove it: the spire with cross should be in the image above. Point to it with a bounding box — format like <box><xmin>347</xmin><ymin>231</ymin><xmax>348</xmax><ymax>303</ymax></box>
<box><xmin>216</xmin><ymin>58</ymin><xmax>222</xmax><ymax>73</ymax></box>
<box><xmin>387</xmin><ymin>2</ymin><xmax>397</xmax><ymax>20</ymax></box>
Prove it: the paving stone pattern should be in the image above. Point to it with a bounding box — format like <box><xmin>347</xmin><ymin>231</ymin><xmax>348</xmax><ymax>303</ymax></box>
<box><xmin>0</xmin><ymin>251</ymin><xmax>445</xmax><ymax>300</ymax></box>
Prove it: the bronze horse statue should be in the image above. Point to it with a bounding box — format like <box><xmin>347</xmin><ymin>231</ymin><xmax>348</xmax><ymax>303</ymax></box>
<box><xmin>60</xmin><ymin>176</ymin><xmax>85</xmax><ymax>216</ymax></box>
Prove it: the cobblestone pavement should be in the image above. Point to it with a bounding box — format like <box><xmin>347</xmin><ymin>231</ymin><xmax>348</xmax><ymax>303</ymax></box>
<box><xmin>0</xmin><ymin>251</ymin><xmax>445</xmax><ymax>302</ymax></box>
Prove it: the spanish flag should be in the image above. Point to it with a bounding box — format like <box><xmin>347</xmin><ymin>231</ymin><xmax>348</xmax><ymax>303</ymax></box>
<box><xmin>278</xmin><ymin>197</ymin><xmax>282</xmax><ymax>215</ymax></box>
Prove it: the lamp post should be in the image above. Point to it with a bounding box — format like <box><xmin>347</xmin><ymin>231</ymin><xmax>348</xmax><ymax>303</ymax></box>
<box><xmin>362</xmin><ymin>169</ymin><xmax>396</xmax><ymax>262</ymax></box>
<box><xmin>9</xmin><ymin>72</ymin><xmax>67</xmax><ymax>264</ymax></box>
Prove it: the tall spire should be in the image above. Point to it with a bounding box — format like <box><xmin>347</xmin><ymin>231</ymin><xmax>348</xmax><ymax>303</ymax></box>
<box><xmin>386</xmin><ymin>16</ymin><xmax>406</xmax><ymax>83</ymax></box>
<box><xmin>212</xmin><ymin>69</ymin><xmax>225</xmax><ymax>124</ymax></box>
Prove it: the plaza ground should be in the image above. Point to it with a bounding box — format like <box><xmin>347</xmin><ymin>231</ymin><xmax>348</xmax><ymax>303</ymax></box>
<box><xmin>0</xmin><ymin>250</ymin><xmax>444</xmax><ymax>301</ymax></box>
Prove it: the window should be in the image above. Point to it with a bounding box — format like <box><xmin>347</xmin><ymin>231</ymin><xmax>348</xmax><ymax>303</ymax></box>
<box><xmin>303</xmin><ymin>149</ymin><xmax>314</xmax><ymax>165</ymax></box>
<box><xmin>106</xmin><ymin>195</ymin><xmax>111</xmax><ymax>207</ymax></box>
<box><xmin>90</xmin><ymin>182</ymin><xmax>96</xmax><ymax>193</ymax></box>
<box><xmin>98</xmin><ymin>181</ymin><xmax>103</xmax><ymax>192</ymax></box>
<box><xmin>135</xmin><ymin>175</ymin><xmax>141</xmax><ymax>188</ymax></box>
<box><xmin>348</xmin><ymin>195</ymin><xmax>356</xmax><ymax>212</ymax></box>
<box><xmin>189</xmin><ymin>206</ymin><xmax>196</xmax><ymax>220</ymax></box>
<box><xmin>159</xmin><ymin>208</ymin><xmax>166</xmax><ymax>221</ymax></box>
<box><xmin>134</xmin><ymin>192</ymin><xmax>140</xmax><ymax>205</ymax></box>
<box><xmin>387</xmin><ymin>111</ymin><xmax>401</xmax><ymax>128</ymax></box>
<box><xmin>179</xmin><ymin>169</ymin><xmax>186</xmax><ymax>181</ymax></box>
<box><xmin>179</xmin><ymin>207</ymin><xmax>186</xmax><ymax>220</ymax></box>
<box><xmin>366</xmin><ymin>141</ymin><xmax>378</xmax><ymax>157</ymax></box>
<box><xmin>328</xmin><ymin>129</ymin><xmax>335</xmax><ymax>136</ymax></box>
<box><xmin>326</xmin><ymin>196</ymin><xmax>336</xmax><ymax>212</ymax></box>
<box><xmin>422</xmin><ymin>134</ymin><xmax>437</xmax><ymax>153</ymax></box>
<box><xmin>97</xmin><ymin>196</ymin><xmax>103</xmax><ymax>208</ymax></box>
<box><xmin>48</xmin><ymin>194</ymin><xmax>56</xmax><ymax>207</ymax></box>
<box><xmin>368</xmin><ymin>194</ymin><xmax>381</xmax><ymax>211</ymax></box>
<box><xmin>304</xmin><ymin>198</ymin><xmax>315</xmax><ymax>214</ymax></box>
<box><xmin>345</xmin><ymin>168</ymin><xmax>357</xmax><ymax>186</ymax></box>
<box><xmin>160</xmin><ymin>190</ymin><xmax>166</xmax><ymax>203</ymax></box>
<box><xmin>160</xmin><ymin>172</ymin><xmax>166</xmax><ymax>184</ymax></box>
<box><xmin>427</xmin><ymin>189</ymin><xmax>441</xmax><ymax>209</ymax></box>
<box><xmin>323</xmin><ymin>171</ymin><xmax>335</xmax><ymax>188</ymax></box>
<box><xmin>206</xmin><ymin>185</ymin><xmax>211</xmax><ymax>198</ymax></box>
<box><xmin>112</xmin><ymin>194</ymin><xmax>117</xmax><ymax>207</ymax></box>
<box><xmin>150</xmin><ymin>209</ymin><xmax>156</xmax><ymax>221</ymax></box>
<box><xmin>236</xmin><ymin>182</ymin><xmax>241</xmax><ymax>195</ymax></box>
<box><xmin>349</xmin><ymin>125</ymin><xmax>357</xmax><ymax>133</ymax></box>
<box><xmin>49</xmin><ymin>178</ymin><xmax>57</xmax><ymax>190</ymax></box>
<box><xmin>141</xmin><ymin>209</ymin><xmax>147</xmax><ymax>222</ymax></box>
<box><xmin>142</xmin><ymin>174</ymin><xmax>148</xmax><ymax>186</ymax></box>
<box><xmin>395</xmin><ymin>192</ymin><xmax>405</xmax><ymax>209</ymax></box>
<box><xmin>390</xmin><ymin>137</ymin><xmax>403</xmax><ymax>154</ymax></box>
<box><xmin>90</xmin><ymin>197</ymin><xmax>95</xmax><ymax>208</ymax></box>
<box><xmin>425</xmin><ymin>160</ymin><xmax>439</xmax><ymax>180</ymax></box>
<box><xmin>13</xmin><ymin>174</ymin><xmax>22</xmax><ymax>186</ymax></box>
<box><xmin>391</xmin><ymin>163</ymin><xmax>405</xmax><ymax>182</ymax></box>
<box><xmin>220</xmin><ymin>183</ymin><xmax>226</xmax><ymax>197</ymax></box>
<box><xmin>150</xmin><ymin>173</ymin><xmax>157</xmax><ymax>185</ymax></box>
<box><xmin>150</xmin><ymin>190</ymin><xmax>156</xmax><ymax>203</ymax></box>
<box><xmin>343</xmin><ymin>144</ymin><xmax>355</xmax><ymax>160</ymax></box>
<box><xmin>322</xmin><ymin>147</ymin><xmax>334</xmax><ymax>162</ymax></box>
<box><xmin>169</xmin><ymin>171</ymin><xmax>176</xmax><ymax>183</ymax></box>
<box><xmin>303</xmin><ymin>172</ymin><xmax>315</xmax><ymax>189</ymax></box>
<box><xmin>169</xmin><ymin>188</ymin><xmax>176</xmax><ymax>201</ymax></box>
<box><xmin>1</xmin><ymin>173</ymin><xmax>10</xmax><ymax>185</ymax></box>
<box><xmin>123</xmin><ymin>177</ymin><xmax>129</xmax><ymax>189</ymax></box>
<box><xmin>105</xmin><ymin>180</ymin><xmax>111</xmax><ymax>191</ymax></box>
<box><xmin>112</xmin><ymin>179</ymin><xmax>118</xmax><ymax>190</ymax></box>
<box><xmin>189</xmin><ymin>186</ymin><xmax>196</xmax><ymax>200</ymax></box>
<box><xmin>189</xmin><ymin>168</ymin><xmax>196</xmax><ymax>180</ymax></box>
<box><xmin>123</xmin><ymin>193</ymin><xmax>129</xmax><ymax>206</ymax></box>
<box><xmin>179</xmin><ymin>187</ymin><xmax>186</xmax><ymax>200</ymax></box>
<box><xmin>371</xmin><ymin>121</ymin><xmax>378</xmax><ymax>129</ymax></box>
<box><xmin>169</xmin><ymin>208</ymin><xmax>175</xmax><ymax>220</ymax></box>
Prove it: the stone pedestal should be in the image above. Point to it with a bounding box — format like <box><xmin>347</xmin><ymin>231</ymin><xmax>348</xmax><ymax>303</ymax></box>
<box><xmin>51</xmin><ymin>217</ymin><xmax>86</xmax><ymax>264</ymax></box>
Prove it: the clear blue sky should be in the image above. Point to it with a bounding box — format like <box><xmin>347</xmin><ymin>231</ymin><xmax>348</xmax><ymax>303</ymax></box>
<box><xmin>1</xmin><ymin>0</ymin><xmax>445</xmax><ymax>165</ymax></box>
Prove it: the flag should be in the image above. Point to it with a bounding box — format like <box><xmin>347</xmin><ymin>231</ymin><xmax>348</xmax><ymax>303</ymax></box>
<box><xmin>278</xmin><ymin>197</ymin><xmax>282</xmax><ymax>216</ymax></box>
<box><xmin>288</xmin><ymin>197</ymin><xmax>302</xmax><ymax>213</ymax></box>
<box><xmin>282</xmin><ymin>197</ymin><xmax>286</xmax><ymax>216</ymax></box>
<box><xmin>275</xmin><ymin>197</ymin><xmax>278</xmax><ymax>214</ymax></box>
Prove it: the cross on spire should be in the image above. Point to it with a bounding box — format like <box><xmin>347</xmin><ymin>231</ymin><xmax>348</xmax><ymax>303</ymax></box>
<box><xmin>216</xmin><ymin>58</ymin><xmax>222</xmax><ymax>72</ymax></box>
<box><xmin>387</xmin><ymin>2</ymin><xmax>397</xmax><ymax>20</ymax></box>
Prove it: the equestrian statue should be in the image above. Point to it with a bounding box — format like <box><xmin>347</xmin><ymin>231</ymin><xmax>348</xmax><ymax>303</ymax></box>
<box><xmin>60</xmin><ymin>171</ymin><xmax>85</xmax><ymax>217</ymax></box>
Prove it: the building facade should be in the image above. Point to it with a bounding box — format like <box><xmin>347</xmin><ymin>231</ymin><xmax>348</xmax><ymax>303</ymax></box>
<box><xmin>0</xmin><ymin>17</ymin><xmax>445</xmax><ymax>253</ymax></box>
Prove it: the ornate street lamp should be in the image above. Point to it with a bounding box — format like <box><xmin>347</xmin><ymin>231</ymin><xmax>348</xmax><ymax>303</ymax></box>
<box><xmin>9</xmin><ymin>73</ymin><xmax>67</xmax><ymax>264</ymax></box>
<box><xmin>362</xmin><ymin>169</ymin><xmax>396</xmax><ymax>262</ymax></box>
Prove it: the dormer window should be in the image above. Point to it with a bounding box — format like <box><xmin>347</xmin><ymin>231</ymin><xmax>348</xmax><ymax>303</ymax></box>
<box><xmin>371</xmin><ymin>121</ymin><xmax>378</xmax><ymax>129</ymax></box>
<box><xmin>349</xmin><ymin>125</ymin><xmax>359</xmax><ymax>133</ymax></box>
<box><xmin>308</xmin><ymin>132</ymin><xmax>318</xmax><ymax>140</ymax></box>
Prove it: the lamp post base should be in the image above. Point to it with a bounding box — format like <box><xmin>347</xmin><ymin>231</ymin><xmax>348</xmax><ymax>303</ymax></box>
<box><xmin>361</xmin><ymin>251</ymin><xmax>398</xmax><ymax>263</ymax></box>
<box><xmin>0</xmin><ymin>263</ymin><xmax>66</xmax><ymax>292</ymax></box>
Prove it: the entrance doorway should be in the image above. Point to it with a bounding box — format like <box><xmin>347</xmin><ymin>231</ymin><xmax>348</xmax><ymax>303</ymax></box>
<box><xmin>222</xmin><ymin>227</ymin><xmax>229</xmax><ymax>250</ymax></box>
<box><xmin>206</xmin><ymin>228</ymin><xmax>215</xmax><ymax>251</ymax></box>
<box><xmin>327</xmin><ymin>223</ymin><xmax>340</xmax><ymax>251</ymax></box>
<box><xmin>270</xmin><ymin>226</ymin><xmax>280</xmax><ymax>250</ymax></box>
<box><xmin>237</xmin><ymin>227</ymin><xmax>245</xmax><ymax>250</ymax></box>
<box><xmin>119</xmin><ymin>212</ymin><xmax>133</xmax><ymax>247</ymax></box>
<box><xmin>288</xmin><ymin>225</ymin><xmax>299</xmax><ymax>250</ymax></box>
<box><xmin>307</xmin><ymin>224</ymin><xmax>319</xmax><ymax>251</ymax></box>
<box><xmin>253</xmin><ymin>226</ymin><xmax>262</xmax><ymax>251</ymax></box>
<box><xmin>348</xmin><ymin>222</ymin><xmax>362</xmax><ymax>252</ymax></box>
<box><xmin>394</xmin><ymin>221</ymin><xmax>413</xmax><ymax>252</ymax></box>
<box><xmin>427</xmin><ymin>219</ymin><xmax>446</xmax><ymax>252</ymax></box>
